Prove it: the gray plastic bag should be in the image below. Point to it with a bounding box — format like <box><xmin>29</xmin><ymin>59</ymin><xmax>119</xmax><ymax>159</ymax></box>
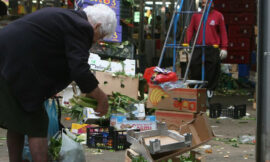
<box><xmin>59</xmin><ymin>130</ymin><xmax>86</xmax><ymax>162</ymax></box>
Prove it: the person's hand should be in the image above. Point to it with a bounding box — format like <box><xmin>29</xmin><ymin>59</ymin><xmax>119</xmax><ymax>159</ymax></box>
<box><xmin>86</xmin><ymin>87</ymin><xmax>109</xmax><ymax>117</ymax></box>
<box><xmin>220</xmin><ymin>49</ymin><xmax>228</xmax><ymax>60</ymax></box>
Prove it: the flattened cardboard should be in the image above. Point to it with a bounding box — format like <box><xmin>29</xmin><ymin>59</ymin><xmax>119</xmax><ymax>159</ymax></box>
<box><xmin>155</xmin><ymin>110</ymin><xmax>195</xmax><ymax>130</ymax></box>
<box><xmin>125</xmin><ymin>149</ymin><xmax>139</xmax><ymax>162</ymax></box>
<box><xmin>95</xmin><ymin>71</ymin><xmax>139</xmax><ymax>99</ymax></box>
<box><xmin>125</xmin><ymin>149</ymin><xmax>206</xmax><ymax>162</ymax></box>
<box><xmin>179</xmin><ymin>113</ymin><xmax>214</xmax><ymax>147</ymax></box>
<box><xmin>125</xmin><ymin>113</ymin><xmax>214</xmax><ymax>162</ymax></box>
<box><xmin>144</xmin><ymin>136</ymin><xmax>180</xmax><ymax>146</ymax></box>
<box><xmin>147</xmin><ymin>84</ymin><xmax>207</xmax><ymax>113</ymax></box>
<box><xmin>154</xmin><ymin>113</ymin><xmax>213</xmax><ymax>162</ymax></box>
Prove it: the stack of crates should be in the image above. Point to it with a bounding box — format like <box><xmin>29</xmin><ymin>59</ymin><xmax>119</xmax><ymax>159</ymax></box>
<box><xmin>215</xmin><ymin>0</ymin><xmax>257</xmax><ymax>66</ymax></box>
<box><xmin>147</xmin><ymin>84</ymin><xmax>207</xmax><ymax>131</ymax></box>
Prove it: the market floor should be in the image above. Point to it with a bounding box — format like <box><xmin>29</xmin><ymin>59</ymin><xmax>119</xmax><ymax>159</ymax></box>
<box><xmin>0</xmin><ymin>95</ymin><xmax>256</xmax><ymax>162</ymax></box>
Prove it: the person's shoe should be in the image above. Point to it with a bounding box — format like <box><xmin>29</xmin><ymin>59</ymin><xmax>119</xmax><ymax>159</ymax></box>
<box><xmin>207</xmin><ymin>90</ymin><xmax>213</xmax><ymax>98</ymax></box>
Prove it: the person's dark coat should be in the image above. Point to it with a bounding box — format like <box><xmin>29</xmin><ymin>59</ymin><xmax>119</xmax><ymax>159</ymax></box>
<box><xmin>0</xmin><ymin>7</ymin><xmax>98</xmax><ymax>112</ymax></box>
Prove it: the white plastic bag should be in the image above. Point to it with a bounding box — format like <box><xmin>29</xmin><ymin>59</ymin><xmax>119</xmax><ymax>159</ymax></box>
<box><xmin>59</xmin><ymin>130</ymin><xmax>86</xmax><ymax>162</ymax></box>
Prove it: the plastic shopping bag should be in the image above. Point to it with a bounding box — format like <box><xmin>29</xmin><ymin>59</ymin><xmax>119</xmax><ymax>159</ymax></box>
<box><xmin>22</xmin><ymin>136</ymin><xmax>32</xmax><ymax>162</ymax></box>
<box><xmin>23</xmin><ymin>100</ymin><xmax>60</xmax><ymax>162</ymax></box>
<box><xmin>144</xmin><ymin>66</ymin><xmax>178</xmax><ymax>84</ymax></box>
<box><xmin>59</xmin><ymin>130</ymin><xmax>86</xmax><ymax>162</ymax></box>
<box><xmin>143</xmin><ymin>66</ymin><xmax>156</xmax><ymax>83</ymax></box>
<box><xmin>49</xmin><ymin>129</ymin><xmax>85</xmax><ymax>162</ymax></box>
<box><xmin>45</xmin><ymin>99</ymin><xmax>59</xmax><ymax>138</ymax></box>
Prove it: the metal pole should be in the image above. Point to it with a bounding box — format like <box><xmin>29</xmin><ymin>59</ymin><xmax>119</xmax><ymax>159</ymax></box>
<box><xmin>37</xmin><ymin>0</ymin><xmax>40</xmax><ymax>9</ymax></box>
<box><xmin>201</xmin><ymin>0</ymin><xmax>213</xmax><ymax>81</ymax></box>
<box><xmin>26</xmin><ymin>0</ymin><xmax>32</xmax><ymax>13</ymax></box>
<box><xmin>183</xmin><ymin>0</ymin><xmax>209</xmax><ymax>82</ymax></box>
<box><xmin>256</xmin><ymin>0</ymin><xmax>270</xmax><ymax>161</ymax></box>
<box><xmin>173</xmin><ymin>8</ymin><xmax>179</xmax><ymax>72</ymax></box>
<box><xmin>138</xmin><ymin>0</ymin><xmax>145</xmax><ymax>55</ymax></box>
<box><xmin>161</xmin><ymin>0</ymin><xmax>166</xmax><ymax>42</ymax></box>
<box><xmin>158</xmin><ymin>0</ymin><xmax>183</xmax><ymax>67</ymax></box>
<box><xmin>178</xmin><ymin>0</ymin><xmax>195</xmax><ymax>45</ymax></box>
<box><xmin>151</xmin><ymin>0</ymin><xmax>156</xmax><ymax>39</ymax></box>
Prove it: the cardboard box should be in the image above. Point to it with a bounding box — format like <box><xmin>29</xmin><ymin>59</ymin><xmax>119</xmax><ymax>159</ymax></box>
<box><xmin>83</xmin><ymin>107</ymin><xmax>100</xmax><ymax>122</ymax></box>
<box><xmin>253</xmin><ymin>102</ymin><xmax>256</xmax><ymax>110</ymax></box>
<box><xmin>179</xmin><ymin>113</ymin><xmax>214</xmax><ymax>147</ymax></box>
<box><xmin>124</xmin><ymin>113</ymin><xmax>213</xmax><ymax>162</ymax></box>
<box><xmin>147</xmin><ymin>85</ymin><xmax>207</xmax><ymax>113</ymax></box>
<box><xmin>179</xmin><ymin>50</ymin><xmax>188</xmax><ymax>62</ymax></box>
<box><xmin>254</xmin><ymin>26</ymin><xmax>258</xmax><ymax>36</ymax></box>
<box><xmin>88</xmin><ymin>53</ymin><xmax>136</xmax><ymax>76</ymax></box>
<box><xmin>110</xmin><ymin>115</ymin><xmax>156</xmax><ymax>131</ymax></box>
<box><xmin>70</xmin><ymin>123</ymin><xmax>96</xmax><ymax>134</ymax></box>
<box><xmin>125</xmin><ymin>149</ymin><xmax>181</xmax><ymax>162</ymax></box>
<box><xmin>249</xmin><ymin>71</ymin><xmax>257</xmax><ymax>83</ymax></box>
<box><xmin>231</xmin><ymin>72</ymin><xmax>239</xmax><ymax>79</ymax></box>
<box><xmin>95</xmin><ymin>71</ymin><xmax>139</xmax><ymax>99</ymax></box>
<box><xmin>155</xmin><ymin>110</ymin><xmax>195</xmax><ymax>130</ymax></box>
<box><xmin>125</xmin><ymin>149</ymin><xmax>206</xmax><ymax>162</ymax></box>
<box><xmin>132</xmin><ymin>103</ymin><xmax>146</xmax><ymax>118</ymax></box>
<box><xmin>253</xmin><ymin>90</ymin><xmax>256</xmax><ymax>110</ymax></box>
<box><xmin>230</xmin><ymin>64</ymin><xmax>238</xmax><ymax>72</ymax></box>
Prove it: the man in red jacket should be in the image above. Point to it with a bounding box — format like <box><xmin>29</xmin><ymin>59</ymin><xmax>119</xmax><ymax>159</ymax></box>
<box><xmin>186</xmin><ymin>0</ymin><xmax>228</xmax><ymax>98</ymax></box>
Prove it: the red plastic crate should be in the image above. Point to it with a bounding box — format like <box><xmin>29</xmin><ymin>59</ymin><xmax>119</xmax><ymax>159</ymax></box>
<box><xmin>228</xmin><ymin>38</ymin><xmax>251</xmax><ymax>51</ymax></box>
<box><xmin>228</xmin><ymin>14</ymin><xmax>241</xmax><ymax>25</ymax></box>
<box><xmin>214</xmin><ymin>0</ymin><xmax>226</xmax><ymax>3</ymax></box>
<box><xmin>223</xmin><ymin>13</ymin><xmax>230</xmax><ymax>23</ymax></box>
<box><xmin>224</xmin><ymin>51</ymin><xmax>250</xmax><ymax>64</ymax></box>
<box><xmin>227</xmin><ymin>13</ymin><xmax>256</xmax><ymax>25</ymax></box>
<box><xmin>228</xmin><ymin>38</ymin><xmax>238</xmax><ymax>50</ymax></box>
<box><xmin>241</xmin><ymin>13</ymin><xmax>256</xmax><ymax>25</ymax></box>
<box><xmin>228</xmin><ymin>25</ymin><xmax>253</xmax><ymax>38</ymax></box>
<box><xmin>215</xmin><ymin>0</ymin><xmax>256</xmax><ymax>13</ymax></box>
<box><xmin>240</xmin><ymin>1</ymin><xmax>256</xmax><ymax>12</ymax></box>
<box><xmin>251</xmin><ymin>36</ymin><xmax>257</xmax><ymax>51</ymax></box>
<box><xmin>241</xmin><ymin>0</ymin><xmax>256</xmax><ymax>2</ymax></box>
<box><xmin>227</xmin><ymin>1</ymin><xmax>242</xmax><ymax>13</ymax></box>
<box><xmin>238</xmin><ymin>38</ymin><xmax>251</xmax><ymax>50</ymax></box>
<box><xmin>214</xmin><ymin>1</ymin><xmax>230</xmax><ymax>12</ymax></box>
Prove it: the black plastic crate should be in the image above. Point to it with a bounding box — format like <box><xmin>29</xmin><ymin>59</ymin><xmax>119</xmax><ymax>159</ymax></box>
<box><xmin>86</xmin><ymin>126</ymin><xmax>130</xmax><ymax>150</ymax></box>
<box><xmin>237</xmin><ymin>104</ymin><xmax>247</xmax><ymax>117</ymax></box>
<box><xmin>209</xmin><ymin>103</ymin><xmax>222</xmax><ymax>118</ymax></box>
<box><xmin>210</xmin><ymin>104</ymin><xmax>246</xmax><ymax>119</ymax></box>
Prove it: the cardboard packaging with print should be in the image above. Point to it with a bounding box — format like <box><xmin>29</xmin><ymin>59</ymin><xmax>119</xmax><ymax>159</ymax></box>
<box><xmin>147</xmin><ymin>84</ymin><xmax>207</xmax><ymax>113</ymax></box>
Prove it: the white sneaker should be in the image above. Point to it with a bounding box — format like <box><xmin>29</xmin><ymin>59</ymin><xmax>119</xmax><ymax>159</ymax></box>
<box><xmin>207</xmin><ymin>90</ymin><xmax>213</xmax><ymax>98</ymax></box>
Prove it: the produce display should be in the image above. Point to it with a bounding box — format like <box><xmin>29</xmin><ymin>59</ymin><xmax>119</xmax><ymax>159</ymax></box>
<box><xmin>67</xmin><ymin>92</ymin><xmax>141</xmax><ymax>121</ymax></box>
<box><xmin>90</xmin><ymin>41</ymin><xmax>134</xmax><ymax>59</ymax></box>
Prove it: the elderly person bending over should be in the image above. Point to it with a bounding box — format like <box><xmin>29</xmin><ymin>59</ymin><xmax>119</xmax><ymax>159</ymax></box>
<box><xmin>0</xmin><ymin>4</ymin><xmax>117</xmax><ymax>162</ymax></box>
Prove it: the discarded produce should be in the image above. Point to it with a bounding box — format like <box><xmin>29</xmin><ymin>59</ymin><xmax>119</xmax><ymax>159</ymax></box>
<box><xmin>66</xmin><ymin>92</ymin><xmax>140</xmax><ymax>121</ymax></box>
<box><xmin>48</xmin><ymin>137</ymin><xmax>62</xmax><ymax>161</ymax></box>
